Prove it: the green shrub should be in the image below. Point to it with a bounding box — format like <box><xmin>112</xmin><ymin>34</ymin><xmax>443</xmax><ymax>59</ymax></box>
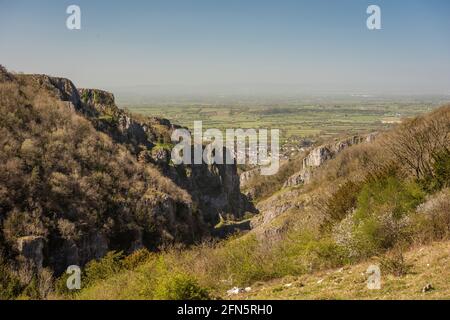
<box><xmin>123</xmin><ymin>248</ymin><xmax>153</xmax><ymax>270</ymax></box>
<box><xmin>335</xmin><ymin>175</ymin><xmax>425</xmax><ymax>259</ymax></box>
<box><xmin>379</xmin><ymin>247</ymin><xmax>411</xmax><ymax>277</ymax></box>
<box><xmin>83</xmin><ymin>251</ymin><xmax>124</xmax><ymax>286</ymax></box>
<box><xmin>54</xmin><ymin>272</ymin><xmax>73</xmax><ymax>296</ymax></box>
<box><xmin>356</xmin><ymin>176</ymin><xmax>424</xmax><ymax>222</ymax></box>
<box><xmin>421</xmin><ymin>150</ymin><xmax>450</xmax><ymax>192</ymax></box>
<box><xmin>280</xmin><ymin>231</ymin><xmax>349</xmax><ymax>273</ymax></box>
<box><xmin>20</xmin><ymin>277</ymin><xmax>40</xmax><ymax>300</ymax></box>
<box><xmin>212</xmin><ymin>236</ymin><xmax>270</xmax><ymax>285</ymax></box>
<box><xmin>325</xmin><ymin>180</ymin><xmax>362</xmax><ymax>223</ymax></box>
<box><xmin>154</xmin><ymin>271</ymin><xmax>210</xmax><ymax>300</ymax></box>
<box><xmin>0</xmin><ymin>264</ymin><xmax>23</xmax><ymax>300</ymax></box>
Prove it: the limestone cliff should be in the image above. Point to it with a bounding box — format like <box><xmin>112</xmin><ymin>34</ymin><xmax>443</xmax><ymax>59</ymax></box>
<box><xmin>0</xmin><ymin>65</ymin><xmax>253</xmax><ymax>274</ymax></box>
<box><xmin>283</xmin><ymin>134</ymin><xmax>377</xmax><ymax>188</ymax></box>
<box><xmin>77</xmin><ymin>88</ymin><xmax>254</xmax><ymax>225</ymax></box>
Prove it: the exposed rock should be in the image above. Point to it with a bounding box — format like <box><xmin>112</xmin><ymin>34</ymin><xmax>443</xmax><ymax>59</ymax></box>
<box><xmin>185</xmin><ymin>161</ymin><xmax>253</xmax><ymax>223</ymax></box>
<box><xmin>303</xmin><ymin>145</ymin><xmax>333</xmax><ymax>167</ymax></box>
<box><xmin>302</xmin><ymin>135</ymin><xmax>366</xmax><ymax>168</ymax></box>
<box><xmin>78</xmin><ymin>89</ymin><xmax>153</xmax><ymax>151</ymax></box>
<box><xmin>251</xmin><ymin>188</ymin><xmax>308</xmax><ymax>230</ymax></box>
<box><xmin>0</xmin><ymin>65</ymin><xmax>14</xmax><ymax>82</ymax></box>
<box><xmin>283</xmin><ymin>167</ymin><xmax>313</xmax><ymax>188</ymax></box>
<box><xmin>17</xmin><ymin>236</ymin><xmax>45</xmax><ymax>270</ymax></box>
<box><xmin>252</xmin><ymin>135</ymin><xmax>376</xmax><ymax>242</ymax></box>
<box><xmin>77</xmin><ymin>87</ymin><xmax>255</xmax><ymax>225</ymax></box>
<box><xmin>254</xmin><ymin>224</ymin><xmax>287</xmax><ymax>244</ymax></box>
<box><xmin>365</xmin><ymin>132</ymin><xmax>378</xmax><ymax>143</ymax></box>
<box><xmin>79</xmin><ymin>232</ymin><xmax>109</xmax><ymax>263</ymax></box>
<box><xmin>0</xmin><ymin>66</ymin><xmax>254</xmax><ymax>275</ymax></box>
<box><xmin>20</xmin><ymin>74</ymin><xmax>82</xmax><ymax>110</ymax></box>
<box><xmin>240</xmin><ymin>168</ymin><xmax>260</xmax><ymax>188</ymax></box>
<box><xmin>46</xmin><ymin>232</ymin><xmax>110</xmax><ymax>274</ymax></box>
<box><xmin>284</xmin><ymin>134</ymin><xmax>376</xmax><ymax>188</ymax></box>
<box><xmin>79</xmin><ymin>88</ymin><xmax>116</xmax><ymax>112</ymax></box>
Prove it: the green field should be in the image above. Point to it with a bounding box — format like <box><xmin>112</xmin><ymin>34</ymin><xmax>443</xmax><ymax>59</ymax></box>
<box><xmin>124</xmin><ymin>100</ymin><xmax>441</xmax><ymax>144</ymax></box>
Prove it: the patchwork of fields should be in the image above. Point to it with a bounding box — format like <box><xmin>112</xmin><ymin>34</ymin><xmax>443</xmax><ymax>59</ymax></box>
<box><xmin>125</xmin><ymin>100</ymin><xmax>440</xmax><ymax>143</ymax></box>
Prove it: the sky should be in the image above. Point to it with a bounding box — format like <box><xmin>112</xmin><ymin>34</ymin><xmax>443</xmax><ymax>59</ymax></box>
<box><xmin>1</xmin><ymin>0</ymin><xmax>450</xmax><ymax>96</ymax></box>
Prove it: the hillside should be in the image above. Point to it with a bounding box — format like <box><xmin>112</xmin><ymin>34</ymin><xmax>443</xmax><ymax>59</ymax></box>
<box><xmin>50</xmin><ymin>104</ymin><xmax>449</xmax><ymax>301</ymax></box>
<box><xmin>0</xmin><ymin>65</ymin><xmax>253</xmax><ymax>299</ymax></box>
<box><xmin>230</xmin><ymin>240</ymin><xmax>450</xmax><ymax>300</ymax></box>
<box><xmin>1</xmin><ymin>64</ymin><xmax>449</xmax><ymax>300</ymax></box>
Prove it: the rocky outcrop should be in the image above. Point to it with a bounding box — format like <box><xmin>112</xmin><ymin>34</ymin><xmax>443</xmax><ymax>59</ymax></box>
<box><xmin>0</xmin><ymin>66</ymin><xmax>254</xmax><ymax>275</ymax></box>
<box><xmin>240</xmin><ymin>168</ymin><xmax>260</xmax><ymax>189</ymax></box>
<box><xmin>78</xmin><ymin>88</ymin><xmax>155</xmax><ymax>151</ymax></box>
<box><xmin>0</xmin><ymin>65</ymin><xmax>14</xmax><ymax>82</ymax></box>
<box><xmin>78</xmin><ymin>88</ymin><xmax>254</xmax><ymax>224</ymax></box>
<box><xmin>14</xmin><ymin>69</ymin><xmax>251</xmax><ymax>230</ymax></box>
<box><xmin>79</xmin><ymin>88</ymin><xmax>116</xmax><ymax>112</ymax></box>
<box><xmin>17</xmin><ymin>236</ymin><xmax>45</xmax><ymax>270</ymax></box>
<box><xmin>284</xmin><ymin>134</ymin><xmax>376</xmax><ymax>188</ymax></box>
<box><xmin>283</xmin><ymin>167</ymin><xmax>313</xmax><ymax>188</ymax></box>
<box><xmin>250</xmin><ymin>134</ymin><xmax>378</xmax><ymax>241</ymax></box>
<box><xmin>302</xmin><ymin>136</ymin><xmax>365</xmax><ymax>168</ymax></box>
<box><xmin>251</xmin><ymin>187</ymin><xmax>308</xmax><ymax>229</ymax></box>
<box><xmin>188</xmin><ymin>162</ymin><xmax>252</xmax><ymax>223</ymax></box>
<box><xmin>21</xmin><ymin>74</ymin><xmax>82</xmax><ymax>110</ymax></box>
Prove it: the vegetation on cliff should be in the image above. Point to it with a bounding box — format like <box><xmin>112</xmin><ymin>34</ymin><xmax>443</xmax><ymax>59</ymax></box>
<box><xmin>0</xmin><ymin>66</ymin><xmax>248</xmax><ymax>299</ymax></box>
<box><xmin>0</xmin><ymin>64</ymin><xmax>449</xmax><ymax>300</ymax></box>
<box><xmin>55</xmin><ymin>105</ymin><xmax>449</xmax><ymax>300</ymax></box>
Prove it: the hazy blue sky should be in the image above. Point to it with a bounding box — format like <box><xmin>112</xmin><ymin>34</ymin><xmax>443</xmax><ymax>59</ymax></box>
<box><xmin>1</xmin><ymin>0</ymin><xmax>449</xmax><ymax>95</ymax></box>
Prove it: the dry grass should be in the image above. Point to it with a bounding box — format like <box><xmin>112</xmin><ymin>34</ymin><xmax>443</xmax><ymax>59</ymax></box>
<box><xmin>230</xmin><ymin>240</ymin><xmax>450</xmax><ymax>300</ymax></box>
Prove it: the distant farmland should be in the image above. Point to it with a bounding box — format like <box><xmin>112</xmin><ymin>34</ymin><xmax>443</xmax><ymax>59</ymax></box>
<box><xmin>125</xmin><ymin>101</ymin><xmax>438</xmax><ymax>143</ymax></box>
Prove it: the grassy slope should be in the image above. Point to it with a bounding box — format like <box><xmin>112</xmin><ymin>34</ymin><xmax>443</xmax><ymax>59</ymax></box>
<box><xmin>58</xmin><ymin>105</ymin><xmax>450</xmax><ymax>301</ymax></box>
<box><xmin>67</xmin><ymin>240</ymin><xmax>450</xmax><ymax>300</ymax></box>
<box><xmin>230</xmin><ymin>240</ymin><xmax>450</xmax><ymax>300</ymax></box>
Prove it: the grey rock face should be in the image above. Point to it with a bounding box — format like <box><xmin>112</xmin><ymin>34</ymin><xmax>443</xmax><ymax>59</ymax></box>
<box><xmin>48</xmin><ymin>233</ymin><xmax>109</xmax><ymax>274</ymax></box>
<box><xmin>26</xmin><ymin>74</ymin><xmax>82</xmax><ymax>109</ymax></box>
<box><xmin>239</xmin><ymin>168</ymin><xmax>260</xmax><ymax>189</ymax></box>
<box><xmin>0</xmin><ymin>65</ymin><xmax>14</xmax><ymax>82</ymax></box>
<box><xmin>283</xmin><ymin>167</ymin><xmax>313</xmax><ymax>188</ymax></box>
<box><xmin>77</xmin><ymin>87</ymin><xmax>253</xmax><ymax>225</ymax></box>
<box><xmin>17</xmin><ymin>236</ymin><xmax>45</xmax><ymax>270</ymax></box>
<box><xmin>79</xmin><ymin>88</ymin><xmax>115</xmax><ymax>111</ymax></box>
<box><xmin>303</xmin><ymin>146</ymin><xmax>333</xmax><ymax>167</ymax></box>
<box><xmin>187</xmin><ymin>161</ymin><xmax>251</xmax><ymax>223</ymax></box>
<box><xmin>0</xmin><ymin>66</ymin><xmax>254</xmax><ymax>274</ymax></box>
<box><xmin>78</xmin><ymin>88</ymin><xmax>154</xmax><ymax>151</ymax></box>
<box><xmin>284</xmin><ymin>134</ymin><xmax>376</xmax><ymax>188</ymax></box>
